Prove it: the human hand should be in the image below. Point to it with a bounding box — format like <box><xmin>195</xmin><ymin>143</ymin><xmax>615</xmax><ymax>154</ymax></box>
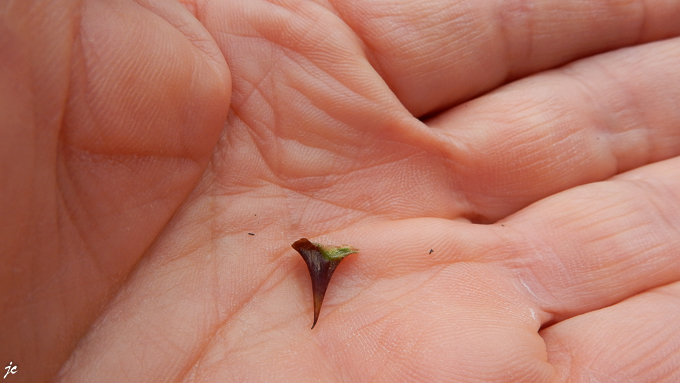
<box><xmin>3</xmin><ymin>0</ymin><xmax>680</xmax><ymax>382</ymax></box>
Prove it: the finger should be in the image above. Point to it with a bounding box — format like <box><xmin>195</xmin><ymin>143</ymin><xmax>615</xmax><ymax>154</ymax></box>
<box><xmin>499</xmin><ymin>156</ymin><xmax>680</xmax><ymax>323</ymax></box>
<box><xmin>429</xmin><ymin>37</ymin><xmax>680</xmax><ymax>222</ymax></box>
<box><xmin>333</xmin><ymin>0</ymin><xmax>680</xmax><ymax>116</ymax></box>
<box><xmin>542</xmin><ymin>282</ymin><xmax>680</xmax><ymax>382</ymax></box>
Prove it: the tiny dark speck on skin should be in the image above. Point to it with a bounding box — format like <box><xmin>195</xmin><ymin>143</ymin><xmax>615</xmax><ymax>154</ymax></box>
<box><xmin>248</xmin><ymin>232</ymin><xmax>255</xmax><ymax>236</ymax></box>
<box><xmin>429</xmin><ymin>249</ymin><xmax>434</xmax><ymax>254</ymax></box>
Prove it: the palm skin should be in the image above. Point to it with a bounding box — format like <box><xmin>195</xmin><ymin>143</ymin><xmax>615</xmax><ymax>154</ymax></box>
<box><xmin>2</xmin><ymin>0</ymin><xmax>680</xmax><ymax>382</ymax></box>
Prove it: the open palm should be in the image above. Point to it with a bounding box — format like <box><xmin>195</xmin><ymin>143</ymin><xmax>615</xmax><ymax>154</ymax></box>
<box><xmin>3</xmin><ymin>0</ymin><xmax>680</xmax><ymax>382</ymax></box>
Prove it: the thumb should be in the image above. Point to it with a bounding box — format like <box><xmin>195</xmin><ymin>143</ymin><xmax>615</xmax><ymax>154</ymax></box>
<box><xmin>0</xmin><ymin>0</ymin><xmax>229</xmax><ymax>381</ymax></box>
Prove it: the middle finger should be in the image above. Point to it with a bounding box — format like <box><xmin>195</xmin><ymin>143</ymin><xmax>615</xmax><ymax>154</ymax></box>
<box><xmin>428</xmin><ymin>37</ymin><xmax>680</xmax><ymax>222</ymax></box>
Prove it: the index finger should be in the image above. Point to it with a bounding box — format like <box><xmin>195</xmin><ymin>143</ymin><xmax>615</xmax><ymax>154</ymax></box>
<box><xmin>332</xmin><ymin>0</ymin><xmax>680</xmax><ymax>116</ymax></box>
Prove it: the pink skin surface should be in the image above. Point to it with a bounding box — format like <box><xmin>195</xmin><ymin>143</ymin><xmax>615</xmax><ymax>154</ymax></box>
<box><xmin>2</xmin><ymin>0</ymin><xmax>680</xmax><ymax>382</ymax></box>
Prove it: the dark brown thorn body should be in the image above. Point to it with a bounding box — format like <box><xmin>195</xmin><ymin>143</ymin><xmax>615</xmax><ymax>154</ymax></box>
<box><xmin>292</xmin><ymin>238</ymin><xmax>356</xmax><ymax>329</ymax></box>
